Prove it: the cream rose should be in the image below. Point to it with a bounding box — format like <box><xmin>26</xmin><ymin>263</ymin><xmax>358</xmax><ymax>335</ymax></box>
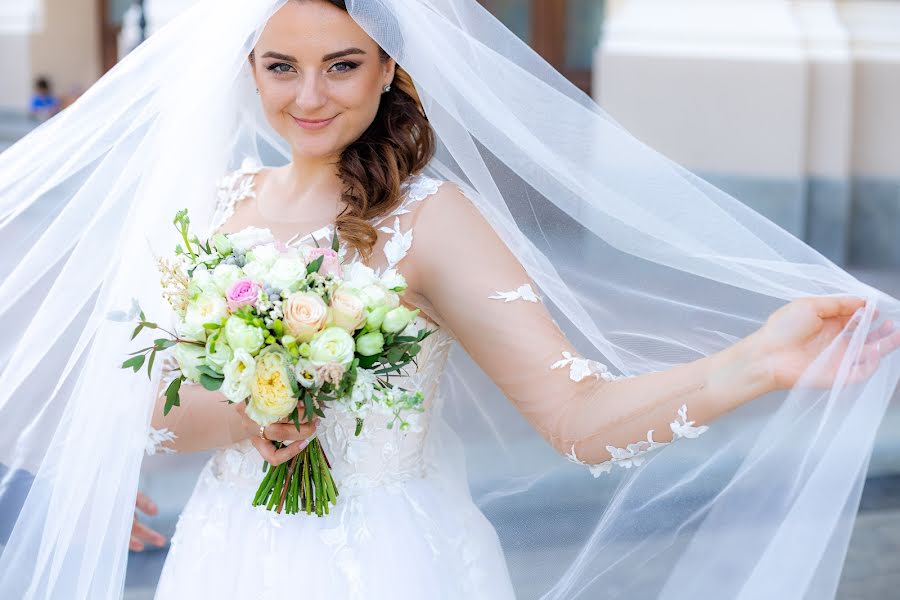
<box><xmin>282</xmin><ymin>292</ymin><xmax>328</xmax><ymax>342</ymax></box>
<box><xmin>247</xmin><ymin>347</ymin><xmax>297</xmax><ymax>426</ymax></box>
<box><xmin>180</xmin><ymin>291</ymin><xmax>229</xmax><ymax>342</ymax></box>
<box><xmin>328</xmin><ymin>286</ymin><xmax>367</xmax><ymax>333</ymax></box>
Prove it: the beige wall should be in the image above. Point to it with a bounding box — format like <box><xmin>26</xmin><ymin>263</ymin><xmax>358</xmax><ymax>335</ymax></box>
<box><xmin>28</xmin><ymin>0</ymin><xmax>101</xmax><ymax>100</ymax></box>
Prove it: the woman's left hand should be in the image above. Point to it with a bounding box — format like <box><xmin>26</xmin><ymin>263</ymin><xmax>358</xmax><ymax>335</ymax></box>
<box><xmin>755</xmin><ymin>296</ymin><xmax>900</xmax><ymax>390</ymax></box>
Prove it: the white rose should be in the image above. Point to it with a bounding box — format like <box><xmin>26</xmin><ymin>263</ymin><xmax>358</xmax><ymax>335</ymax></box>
<box><xmin>242</xmin><ymin>243</ymin><xmax>280</xmax><ymax>281</ymax></box>
<box><xmin>379</xmin><ymin>268</ymin><xmax>407</xmax><ymax>292</ymax></box>
<box><xmin>211</xmin><ymin>263</ymin><xmax>244</xmax><ymax>295</ymax></box>
<box><xmin>359</xmin><ymin>283</ymin><xmax>391</xmax><ymax>310</ymax></box>
<box><xmin>173</xmin><ymin>342</ymin><xmax>206</xmax><ymax>383</ymax></box>
<box><xmin>188</xmin><ymin>267</ymin><xmax>220</xmax><ymax>296</ymax></box>
<box><xmin>228</xmin><ymin>226</ymin><xmax>275</xmax><ymax>252</ymax></box>
<box><xmin>221</xmin><ymin>349</ymin><xmax>256</xmax><ymax>403</ymax></box>
<box><xmin>266</xmin><ymin>255</ymin><xmax>307</xmax><ymax>290</ymax></box>
<box><xmin>308</xmin><ymin>327</ymin><xmax>356</xmax><ymax>367</ymax></box>
<box><xmin>180</xmin><ymin>291</ymin><xmax>229</xmax><ymax>342</ymax></box>
<box><xmin>205</xmin><ymin>336</ymin><xmax>234</xmax><ymax>373</ymax></box>
<box><xmin>343</xmin><ymin>262</ymin><xmax>378</xmax><ymax>289</ymax></box>
<box><xmin>224</xmin><ymin>314</ymin><xmax>265</xmax><ymax>355</ymax></box>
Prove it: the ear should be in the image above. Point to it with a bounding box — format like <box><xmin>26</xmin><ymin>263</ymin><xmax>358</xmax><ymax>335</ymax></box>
<box><xmin>384</xmin><ymin>57</ymin><xmax>396</xmax><ymax>85</ymax></box>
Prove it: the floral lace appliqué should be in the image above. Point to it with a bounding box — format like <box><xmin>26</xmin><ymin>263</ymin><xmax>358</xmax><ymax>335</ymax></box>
<box><xmin>566</xmin><ymin>404</ymin><xmax>709</xmax><ymax>477</ymax></box>
<box><xmin>146</xmin><ymin>426</ymin><xmax>177</xmax><ymax>456</ymax></box>
<box><xmin>550</xmin><ymin>350</ymin><xmax>618</xmax><ymax>382</ymax></box>
<box><xmin>489</xmin><ymin>283</ymin><xmax>540</xmax><ymax>303</ymax></box>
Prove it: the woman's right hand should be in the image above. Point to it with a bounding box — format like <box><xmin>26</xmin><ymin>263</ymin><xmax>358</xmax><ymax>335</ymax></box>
<box><xmin>234</xmin><ymin>402</ymin><xmax>319</xmax><ymax>466</ymax></box>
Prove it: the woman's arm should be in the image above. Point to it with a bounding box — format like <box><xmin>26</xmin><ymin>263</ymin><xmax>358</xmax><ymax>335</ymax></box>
<box><xmin>405</xmin><ymin>183</ymin><xmax>890</xmax><ymax>472</ymax></box>
<box><xmin>149</xmin><ymin>368</ymin><xmax>255</xmax><ymax>454</ymax></box>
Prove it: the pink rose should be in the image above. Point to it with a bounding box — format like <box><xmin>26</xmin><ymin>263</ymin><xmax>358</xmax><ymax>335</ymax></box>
<box><xmin>273</xmin><ymin>240</ymin><xmax>289</xmax><ymax>252</ymax></box>
<box><xmin>303</xmin><ymin>247</ymin><xmax>342</xmax><ymax>278</ymax></box>
<box><xmin>226</xmin><ymin>278</ymin><xmax>261</xmax><ymax>312</ymax></box>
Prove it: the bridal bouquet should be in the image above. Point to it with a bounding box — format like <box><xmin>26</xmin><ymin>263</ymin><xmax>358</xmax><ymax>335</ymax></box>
<box><xmin>122</xmin><ymin>210</ymin><xmax>432</xmax><ymax>516</ymax></box>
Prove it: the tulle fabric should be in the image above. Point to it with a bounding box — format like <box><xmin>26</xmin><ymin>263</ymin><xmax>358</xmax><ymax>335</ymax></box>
<box><xmin>0</xmin><ymin>1</ymin><xmax>898</xmax><ymax>599</ymax></box>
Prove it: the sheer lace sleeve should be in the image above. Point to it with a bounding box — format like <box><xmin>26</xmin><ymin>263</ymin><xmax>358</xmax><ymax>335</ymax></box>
<box><xmin>404</xmin><ymin>182</ymin><xmax>764</xmax><ymax>476</ymax></box>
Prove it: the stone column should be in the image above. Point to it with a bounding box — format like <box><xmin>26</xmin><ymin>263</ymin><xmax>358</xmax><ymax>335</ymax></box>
<box><xmin>593</xmin><ymin>0</ymin><xmax>900</xmax><ymax>266</ymax></box>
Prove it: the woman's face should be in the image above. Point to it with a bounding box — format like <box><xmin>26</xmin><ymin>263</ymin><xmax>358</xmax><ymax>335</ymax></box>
<box><xmin>251</xmin><ymin>1</ymin><xmax>395</xmax><ymax>160</ymax></box>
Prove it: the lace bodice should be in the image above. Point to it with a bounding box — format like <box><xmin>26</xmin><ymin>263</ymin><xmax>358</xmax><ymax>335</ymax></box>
<box><xmin>202</xmin><ymin>157</ymin><xmax>457</xmax><ymax>493</ymax></box>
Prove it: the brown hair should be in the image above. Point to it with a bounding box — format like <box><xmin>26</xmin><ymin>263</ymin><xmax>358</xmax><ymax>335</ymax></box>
<box><xmin>253</xmin><ymin>0</ymin><xmax>435</xmax><ymax>263</ymax></box>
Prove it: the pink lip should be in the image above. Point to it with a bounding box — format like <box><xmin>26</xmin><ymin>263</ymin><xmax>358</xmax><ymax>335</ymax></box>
<box><xmin>291</xmin><ymin>115</ymin><xmax>336</xmax><ymax>130</ymax></box>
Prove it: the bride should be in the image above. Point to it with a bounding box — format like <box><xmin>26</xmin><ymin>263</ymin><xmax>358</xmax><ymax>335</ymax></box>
<box><xmin>2</xmin><ymin>1</ymin><xmax>899</xmax><ymax>598</ymax></box>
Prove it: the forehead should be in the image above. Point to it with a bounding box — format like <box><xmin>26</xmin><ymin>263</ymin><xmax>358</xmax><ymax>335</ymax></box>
<box><xmin>257</xmin><ymin>1</ymin><xmax>377</xmax><ymax>56</ymax></box>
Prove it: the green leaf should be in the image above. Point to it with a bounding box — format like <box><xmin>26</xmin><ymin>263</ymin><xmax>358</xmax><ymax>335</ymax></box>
<box><xmin>314</xmin><ymin>407</ymin><xmax>326</xmax><ymax>419</ymax></box>
<box><xmin>202</xmin><ymin>322</ymin><xmax>221</xmax><ymax>330</ymax></box>
<box><xmin>147</xmin><ymin>350</ymin><xmax>156</xmax><ymax>380</ymax></box>
<box><xmin>306</xmin><ymin>255</ymin><xmax>324</xmax><ymax>275</ymax></box>
<box><xmin>163</xmin><ymin>377</ymin><xmax>183</xmax><ymax>415</ymax></box>
<box><xmin>121</xmin><ymin>355</ymin><xmax>145</xmax><ymax>372</ymax></box>
<box><xmin>154</xmin><ymin>338</ymin><xmax>177</xmax><ymax>350</ymax></box>
<box><xmin>331</xmin><ymin>233</ymin><xmax>340</xmax><ymax>252</ymax></box>
<box><xmin>199</xmin><ymin>373</ymin><xmax>223</xmax><ymax>391</ymax></box>
<box><xmin>197</xmin><ymin>365</ymin><xmax>224</xmax><ymax>379</ymax></box>
<box><xmin>130</xmin><ymin>323</ymin><xmax>144</xmax><ymax>340</ymax></box>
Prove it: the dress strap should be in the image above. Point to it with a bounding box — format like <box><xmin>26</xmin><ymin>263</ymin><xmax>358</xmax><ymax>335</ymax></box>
<box><xmin>207</xmin><ymin>156</ymin><xmax>263</xmax><ymax>237</ymax></box>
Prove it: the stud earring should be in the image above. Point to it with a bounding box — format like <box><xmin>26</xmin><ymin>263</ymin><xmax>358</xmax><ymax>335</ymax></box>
<box><xmin>255</xmin><ymin>88</ymin><xmax>259</xmax><ymax>95</ymax></box>
<box><xmin>382</xmin><ymin>83</ymin><xmax>391</xmax><ymax>93</ymax></box>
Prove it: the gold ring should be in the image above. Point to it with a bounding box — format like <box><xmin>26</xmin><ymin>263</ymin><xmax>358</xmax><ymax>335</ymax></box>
<box><xmin>259</xmin><ymin>425</ymin><xmax>269</xmax><ymax>441</ymax></box>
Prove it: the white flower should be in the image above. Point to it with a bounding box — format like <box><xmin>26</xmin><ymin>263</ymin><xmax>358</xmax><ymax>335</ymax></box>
<box><xmin>379</xmin><ymin>268</ymin><xmax>407</xmax><ymax>292</ymax></box>
<box><xmin>293</xmin><ymin>358</ymin><xmax>321</xmax><ymax>389</ymax></box>
<box><xmin>179</xmin><ymin>291</ymin><xmax>229</xmax><ymax>342</ymax></box>
<box><xmin>350</xmin><ymin>368</ymin><xmax>377</xmax><ymax>409</ymax></box>
<box><xmin>221</xmin><ymin>349</ymin><xmax>256</xmax><ymax>403</ymax></box>
<box><xmin>242</xmin><ymin>243</ymin><xmax>280</xmax><ymax>281</ymax></box>
<box><xmin>266</xmin><ymin>254</ymin><xmax>307</xmax><ymax>290</ymax></box>
<box><xmin>211</xmin><ymin>263</ymin><xmax>243</xmax><ymax>295</ymax></box>
<box><xmin>343</xmin><ymin>262</ymin><xmax>379</xmax><ymax>289</ymax></box>
<box><xmin>308</xmin><ymin>327</ymin><xmax>356</xmax><ymax>367</ymax></box>
<box><xmin>229</xmin><ymin>226</ymin><xmax>275</xmax><ymax>252</ymax></box>
<box><xmin>358</xmin><ymin>283</ymin><xmax>391</xmax><ymax>310</ymax></box>
<box><xmin>224</xmin><ymin>315</ymin><xmax>265</xmax><ymax>355</ymax></box>
<box><xmin>172</xmin><ymin>342</ymin><xmax>205</xmax><ymax>383</ymax></box>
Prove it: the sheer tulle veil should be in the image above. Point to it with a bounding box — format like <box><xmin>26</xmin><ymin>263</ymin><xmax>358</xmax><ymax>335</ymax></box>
<box><xmin>1</xmin><ymin>0</ymin><xmax>898</xmax><ymax>598</ymax></box>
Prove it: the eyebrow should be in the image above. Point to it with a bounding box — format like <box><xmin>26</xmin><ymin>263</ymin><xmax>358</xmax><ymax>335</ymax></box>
<box><xmin>260</xmin><ymin>48</ymin><xmax>368</xmax><ymax>63</ymax></box>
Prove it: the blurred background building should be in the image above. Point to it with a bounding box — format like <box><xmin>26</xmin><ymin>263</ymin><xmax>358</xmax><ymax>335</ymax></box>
<box><xmin>1</xmin><ymin>2</ymin><xmax>898</xmax><ymax>598</ymax></box>
<box><xmin>2</xmin><ymin>0</ymin><xmax>897</xmax><ymax>265</ymax></box>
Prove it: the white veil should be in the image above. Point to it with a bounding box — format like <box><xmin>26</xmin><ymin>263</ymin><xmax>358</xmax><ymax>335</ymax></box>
<box><xmin>1</xmin><ymin>0</ymin><xmax>898</xmax><ymax>598</ymax></box>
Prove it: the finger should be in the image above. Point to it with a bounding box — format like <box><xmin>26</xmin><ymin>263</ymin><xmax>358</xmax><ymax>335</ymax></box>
<box><xmin>814</xmin><ymin>296</ymin><xmax>867</xmax><ymax>320</ymax></box>
<box><xmin>272</xmin><ymin>438</ymin><xmax>311</xmax><ymax>465</ymax></box>
<box><xmin>863</xmin><ymin>319</ymin><xmax>894</xmax><ymax>344</ymax></box>
<box><xmin>129</xmin><ymin>536</ymin><xmax>144</xmax><ymax>552</ymax></box>
<box><xmin>266</xmin><ymin>421</ymin><xmax>317</xmax><ymax>442</ymax></box>
<box><xmin>135</xmin><ymin>491</ymin><xmax>158</xmax><ymax>516</ymax></box>
<box><xmin>132</xmin><ymin>520</ymin><xmax>167</xmax><ymax>546</ymax></box>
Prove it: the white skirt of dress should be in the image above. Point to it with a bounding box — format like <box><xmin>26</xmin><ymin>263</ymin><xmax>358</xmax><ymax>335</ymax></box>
<box><xmin>153</xmin><ymin>450</ymin><xmax>517</xmax><ymax>599</ymax></box>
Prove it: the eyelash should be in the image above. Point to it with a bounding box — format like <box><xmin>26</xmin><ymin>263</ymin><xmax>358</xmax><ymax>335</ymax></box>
<box><xmin>266</xmin><ymin>61</ymin><xmax>359</xmax><ymax>75</ymax></box>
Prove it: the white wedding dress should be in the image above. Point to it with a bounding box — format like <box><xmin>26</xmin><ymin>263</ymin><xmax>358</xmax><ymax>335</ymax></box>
<box><xmin>152</xmin><ymin>162</ymin><xmax>518</xmax><ymax>599</ymax></box>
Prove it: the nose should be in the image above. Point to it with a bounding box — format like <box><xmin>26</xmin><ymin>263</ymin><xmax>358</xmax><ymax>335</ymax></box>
<box><xmin>293</xmin><ymin>72</ymin><xmax>328</xmax><ymax>115</ymax></box>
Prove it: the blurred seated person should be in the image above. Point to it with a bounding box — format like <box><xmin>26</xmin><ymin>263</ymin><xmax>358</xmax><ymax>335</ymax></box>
<box><xmin>29</xmin><ymin>77</ymin><xmax>60</xmax><ymax>122</ymax></box>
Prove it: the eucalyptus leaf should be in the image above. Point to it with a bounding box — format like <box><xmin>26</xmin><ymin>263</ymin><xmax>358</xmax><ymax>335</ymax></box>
<box><xmin>199</xmin><ymin>373</ymin><xmax>224</xmax><ymax>391</ymax></box>
<box><xmin>164</xmin><ymin>377</ymin><xmax>182</xmax><ymax>415</ymax></box>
